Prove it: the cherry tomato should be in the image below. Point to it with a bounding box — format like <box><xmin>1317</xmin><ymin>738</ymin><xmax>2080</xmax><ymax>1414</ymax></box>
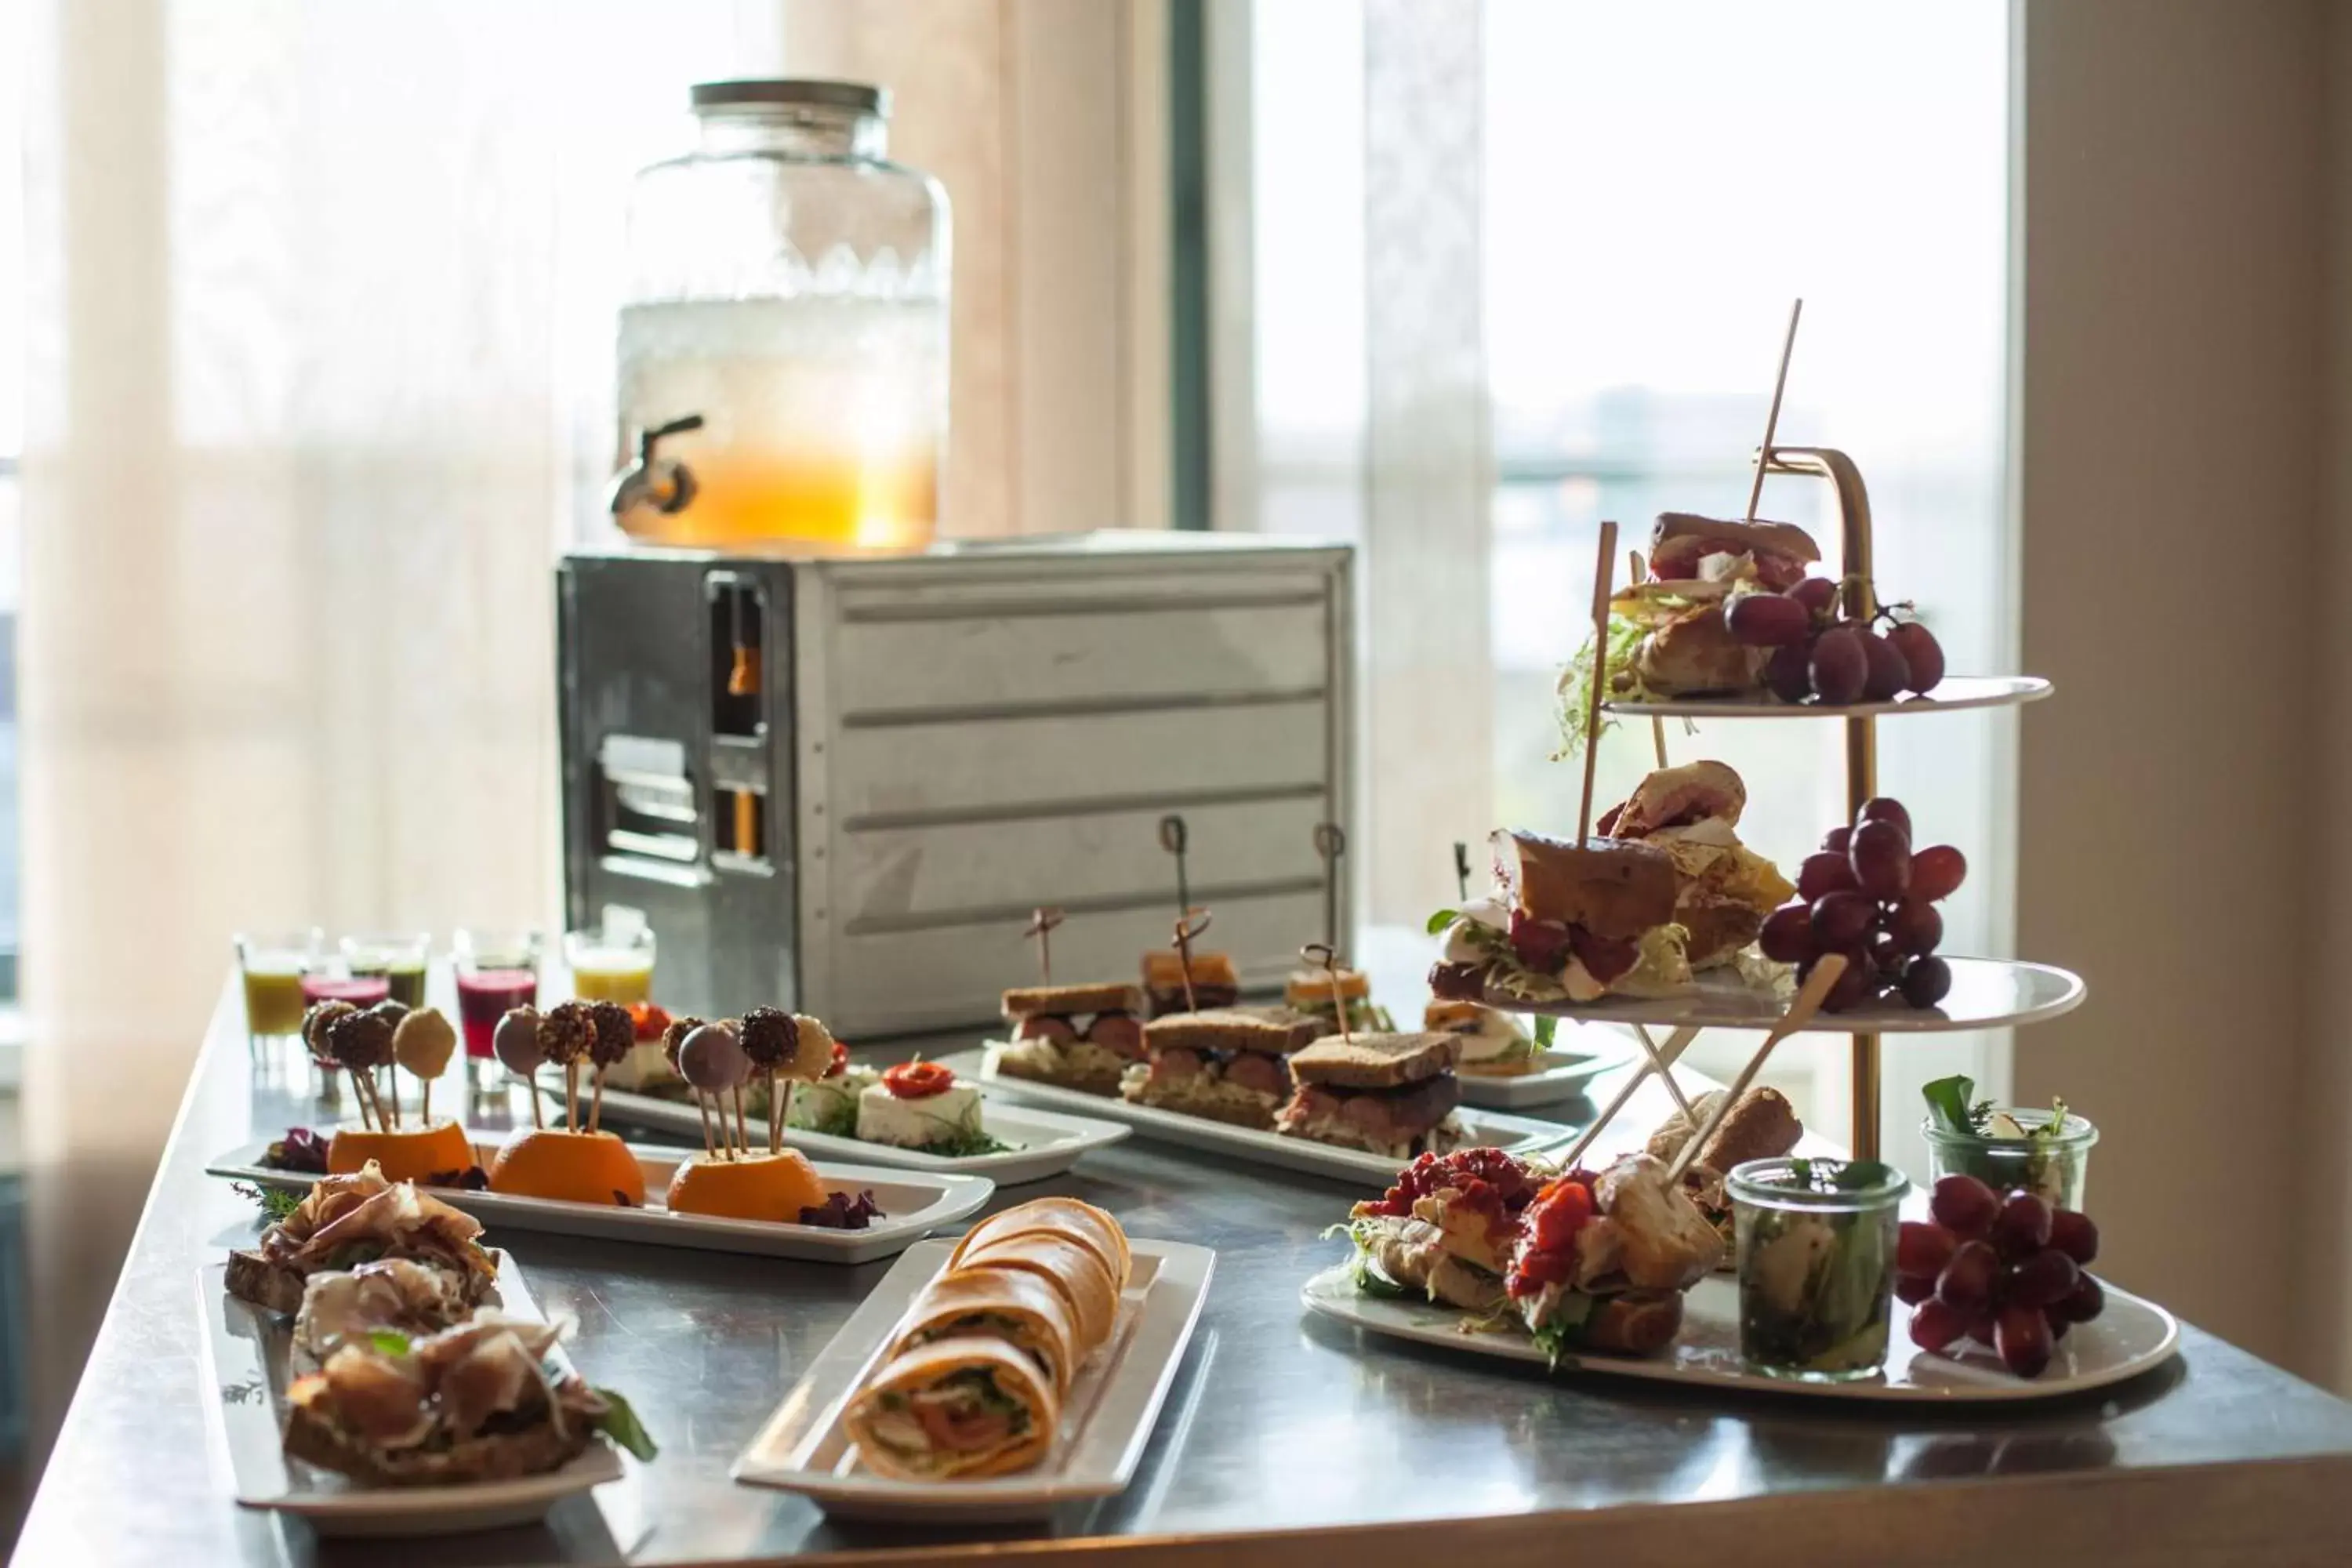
<box><xmin>882</xmin><ymin>1060</ymin><xmax>956</xmax><ymax>1099</ymax></box>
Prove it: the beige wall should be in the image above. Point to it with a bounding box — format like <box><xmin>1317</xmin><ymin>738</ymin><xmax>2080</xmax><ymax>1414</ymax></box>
<box><xmin>2015</xmin><ymin>0</ymin><xmax>2329</xmax><ymax>1374</ymax></box>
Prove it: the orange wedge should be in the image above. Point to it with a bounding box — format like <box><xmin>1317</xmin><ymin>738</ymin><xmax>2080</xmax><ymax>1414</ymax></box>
<box><xmin>487</xmin><ymin>1127</ymin><xmax>648</xmax><ymax>1207</ymax></box>
<box><xmin>326</xmin><ymin>1120</ymin><xmax>476</xmax><ymax>1183</ymax></box>
<box><xmin>664</xmin><ymin>1150</ymin><xmax>827</xmax><ymax>1223</ymax></box>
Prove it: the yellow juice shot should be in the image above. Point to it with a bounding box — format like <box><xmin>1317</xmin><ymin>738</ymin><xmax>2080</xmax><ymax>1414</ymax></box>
<box><xmin>236</xmin><ymin>931</ymin><xmax>321</xmax><ymax>1042</ymax></box>
<box><xmin>566</xmin><ymin>925</ymin><xmax>656</xmax><ymax>1006</ymax></box>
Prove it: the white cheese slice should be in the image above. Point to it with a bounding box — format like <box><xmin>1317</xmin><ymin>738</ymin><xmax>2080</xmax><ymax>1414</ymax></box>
<box><xmin>856</xmin><ymin>1080</ymin><xmax>984</xmax><ymax>1149</ymax></box>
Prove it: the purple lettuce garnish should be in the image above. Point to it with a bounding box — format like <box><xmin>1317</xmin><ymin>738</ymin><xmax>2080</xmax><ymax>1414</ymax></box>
<box><xmin>263</xmin><ymin>1127</ymin><xmax>331</xmax><ymax>1174</ymax></box>
<box><xmin>797</xmin><ymin>1189</ymin><xmax>883</xmax><ymax>1230</ymax></box>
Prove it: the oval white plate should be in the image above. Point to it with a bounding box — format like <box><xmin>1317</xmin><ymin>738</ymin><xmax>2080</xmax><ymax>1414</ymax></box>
<box><xmin>1504</xmin><ymin>956</ymin><xmax>2085</xmax><ymax>1035</ymax></box>
<box><xmin>1604</xmin><ymin>673</ymin><xmax>2052</xmax><ymax>720</ymax></box>
<box><xmin>587</xmin><ymin>1084</ymin><xmax>1131</xmax><ymax>1186</ymax></box>
<box><xmin>1453</xmin><ymin>1033</ymin><xmax>1640</xmax><ymax>1109</ymax></box>
<box><xmin>205</xmin><ymin>1138</ymin><xmax>992</xmax><ymax>1265</ymax></box>
<box><xmin>198</xmin><ymin>1250</ymin><xmax>630</xmax><ymax>1536</ymax></box>
<box><xmin>1301</xmin><ymin>1264</ymin><xmax>2177</xmax><ymax>1403</ymax></box>
<box><xmin>956</xmin><ymin>1047</ymin><xmax>1574</xmax><ymax>1185</ymax></box>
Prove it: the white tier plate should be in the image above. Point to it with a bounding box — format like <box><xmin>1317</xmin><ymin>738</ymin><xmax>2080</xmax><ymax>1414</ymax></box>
<box><xmin>584</xmin><ymin>1084</ymin><xmax>1131</xmax><ymax>1186</ymax></box>
<box><xmin>1499</xmin><ymin>956</ymin><xmax>2085</xmax><ymax>1034</ymax></box>
<box><xmin>1453</xmin><ymin>1031</ymin><xmax>1640</xmax><ymax>1109</ymax></box>
<box><xmin>956</xmin><ymin>1048</ymin><xmax>1571</xmax><ymax>1185</ymax></box>
<box><xmin>735</xmin><ymin>1236</ymin><xmax>1214</xmax><ymax>1523</ymax></box>
<box><xmin>198</xmin><ymin>1249</ymin><xmax>632</xmax><ymax>1535</ymax></box>
<box><xmin>1604</xmin><ymin>673</ymin><xmax>2052</xmax><ymax>720</ymax></box>
<box><xmin>1301</xmin><ymin>1265</ymin><xmax>2177</xmax><ymax>1404</ymax></box>
<box><xmin>205</xmin><ymin>1137</ymin><xmax>991</xmax><ymax>1265</ymax></box>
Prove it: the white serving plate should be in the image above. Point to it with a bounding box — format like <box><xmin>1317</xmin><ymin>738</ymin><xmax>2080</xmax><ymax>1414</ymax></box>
<box><xmin>955</xmin><ymin>1048</ymin><xmax>1573</xmax><ymax>1185</ymax></box>
<box><xmin>1301</xmin><ymin>1264</ymin><xmax>2178</xmax><ymax>1403</ymax></box>
<box><xmin>1504</xmin><ymin>956</ymin><xmax>2085</xmax><ymax>1035</ymax></box>
<box><xmin>205</xmin><ymin>1136</ymin><xmax>992</xmax><ymax>1265</ymax></box>
<box><xmin>198</xmin><ymin>1249</ymin><xmax>629</xmax><ymax>1536</ymax></box>
<box><xmin>1604</xmin><ymin>673</ymin><xmax>2052</xmax><ymax>720</ymax></box>
<box><xmin>735</xmin><ymin>1235</ymin><xmax>1214</xmax><ymax>1523</ymax></box>
<box><xmin>587</xmin><ymin>1084</ymin><xmax>1131</xmax><ymax>1186</ymax></box>
<box><xmin>1453</xmin><ymin>1030</ymin><xmax>1639</xmax><ymax>1109</ymax></box>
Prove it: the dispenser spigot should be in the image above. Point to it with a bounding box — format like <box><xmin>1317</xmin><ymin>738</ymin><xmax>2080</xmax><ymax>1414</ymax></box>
<box><xmin>608</xmin><ymin>414</ymin><xmax>706</xmax><ymax>518</ymax></box>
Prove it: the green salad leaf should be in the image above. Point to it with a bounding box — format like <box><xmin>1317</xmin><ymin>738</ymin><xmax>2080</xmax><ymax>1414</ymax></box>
<box><xmin>365</xmin><ymin>1329</ymin><xmax>412</xmax><ymax>1357</ymax></box>
<box><xmin>1426</xmin><ymin>908</ymin><xmax>1461</xmax><ymax>936</ymax></box>
<box><xmin>592</xmin><ymin>1389</ymin><xmax>659</xmax><ymax>1462</ymax></box>
<box><xmin>1532</xmin><ymin>1015</ymin><xmax>1558</xmax><ymax>1051</ymax></box>
<box><xmin>1921</xmin><ymin>1074</ymin><xmax>1993</xmax><ymax>1136</ymax></box>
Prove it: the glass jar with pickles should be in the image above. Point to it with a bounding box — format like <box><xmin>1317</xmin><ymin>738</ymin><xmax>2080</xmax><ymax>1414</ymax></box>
<box><xmin>1730</xmin><ymin>1156</ymin><xmax>1909</xmax><ymax>1383</ymax></box>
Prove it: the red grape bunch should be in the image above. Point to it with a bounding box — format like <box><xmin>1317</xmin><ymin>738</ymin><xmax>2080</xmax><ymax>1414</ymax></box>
<box><xmin>1896</xmin><ymin>1174</ymin><xmax>2103</xmax><ymax>1377</ymax></box>
<box><xmin>1757</xmin><ymin>796</ymin><xmax>1968</xmax><ymax>1012</ymax></box>
<box><xmin>1723</xmin><ymin>576</ymin><xmax>1947</xmax><ymax>706</ymax></box>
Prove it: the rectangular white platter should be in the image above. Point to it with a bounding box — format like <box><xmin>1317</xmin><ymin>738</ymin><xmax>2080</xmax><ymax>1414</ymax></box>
<box><xmin>205</xmin><ymin>1137</ymin><xmax>992</xmax><ymax>1265</ymax></box>
<box><xmin>1452</xmin><ymin>1031</ymin><xmax>1639</xmax><ymax>1109</ymax></box>
<box><xmin>1301</xmin><ymin>1264</ymin><xmax>2180</xmax><ymax>1404</ymax></box>
<box><xmin>951</xmin><ymin>1047</ymin><xmax>1572</xmax><ymax>1186</ymax></box>
<box><xmin>198</xmin><ymin>1248</ymin><xmax>630</xmax><ymax>1537</ymax></box>
<box><xmin>586</xmin><ymin>1083</ymin><xmax>1131</xmax><ymax>1186</ymax></box>
<box><xmin>735</xmin><ymin>1236</ymin><xmax>1214</xmax><ymax>1523</ymax></box>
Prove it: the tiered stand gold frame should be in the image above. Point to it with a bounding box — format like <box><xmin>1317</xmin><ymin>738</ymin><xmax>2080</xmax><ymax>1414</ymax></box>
<box><xmin>1550</xmin><ymin>443</ymin><xmax>2074</xmax><ymax>1163</ymax></box>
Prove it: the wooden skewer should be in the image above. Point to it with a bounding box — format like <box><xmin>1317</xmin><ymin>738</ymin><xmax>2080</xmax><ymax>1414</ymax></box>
<box><xmin>772</xmin><ymin>1076</ymin><xmax>789</xmax><ymax>1156</ymax></box>
<box><xmin>732</xmin><ymin>1084</ymin><xmax>750</xmax><ymax>1159</ymax></box>
<box><xmin>565</xmin><ymin>1061</ymin><xmax>579</xmax><ymax>1134</ymax></box>
<box><xmin>421</xmin><ymin>1073</ymin><xmax>432</xmax><ymax>1127</ymax></box>
<box><xmin>1301</xmin><ymin>943</ymin><xmax>1348</xmax><ymax>1042</ymax></box>
<box><xmin>1552</xmin><ymin>1025</ymin><xmax>1700</xmax><ymax>1171</ymax></box>
<box><xmin>1630</xmin><ymin>1024</ymin><xmax>1694</xmax><ymax>1116</ymax></box>
<box><xmin>1022</xmin><ymin>906</ymin><xmax>1065</xmax><ymax>985</ymax></box>
<box><xmin>528</xmin><ymin>1065</ymin><xmax>543</xmax><ymax>1130</ymax></box>
<box><xmin>1159</xmin><ymin>815</ymin><xmax>1192</xmax><ymax>925</ymax></box>
<box><xmin>1312</xmin><ymin>822</ymin><xmax>1347</xmax><ymax>954</ymax></box>
<box><xmin>1576</xmin><ymin>521</ymin><xmax>1621</xmax><ymax>844</ymax></box>
<box><xmin>383</xmin><ymin>1066</ymin><xmax>399</xmax><ymax>1130</ymax></box>
<box><xmin>1453</xmin><ymin>841</ymin><xmax>1472</xmax><ymax>904</ymax></box>
<box><xmin>590</xmin><ymin>1065</ymin><xmax>606</xmax><ymax>1135</ymax></box>
<box><xmin>347</xmin><ymin>1068</ymin><xmax>376</xmax><ymax>1131</ymax></box>
<box><xmin>695</xmin><ymin>1091</ymin><xmax>715</xmax><ymax>1159</ymax></box>
<box><xmin>1631</xmin><ymin>550</ymin><xmax>1668</xmax><ymax>769</ymax></box>
<box><xmin>1171</xmin><ymin>909</ymin><xmax>1212</xmax><ymax>1013</ymax></box>
<box><xmin>1744</xmin><ymin>298</ymin><xmax>1804</xmax><ymax>521</ymax></box>
<box><xmin>1665</xmin><ymin>954</ymin><xmax>1846</xmax><ymax>1184</ymax></box>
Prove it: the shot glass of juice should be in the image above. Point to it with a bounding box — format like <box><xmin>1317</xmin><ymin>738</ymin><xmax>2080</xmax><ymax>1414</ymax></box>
<box><xmin>455</xmin><ymin>927</ymin><xmax>543</xmax><ymax>1065</ymax></box>
<box><xmin>342</xmin><ymin>931</ymin><xmax>430</xmax><ymax>1009</ymax></box>
<box><xmin>234</xmin><ymin>930</ymin><xmax>321</xmax><ymax>1047</ymax></box>
<box><xmin>565</xmin><ymin>924</ymin><xmax>655</xmax><ymax>1006</ymax></box>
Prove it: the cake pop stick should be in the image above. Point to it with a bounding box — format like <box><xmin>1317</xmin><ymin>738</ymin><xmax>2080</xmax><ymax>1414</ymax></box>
<box><xmin>539</xmin><ymin>1001</ymin><xmax>593</xmax><ymax>1132</ymax></box>
<box><xmin>586</xmin><ymin>1001</ymin><xmax>633</xmax><ymax>1136</ymax></box>
<box><xmin>302</xmin><ymin>1000</ymin><xmax>361</xmax><ymax>1117</ymax></box>
<box><xmin>739</xmin><ymin>1008</ymin><xmax>808</xmax><ymax>1157</ymax></box>
<box><xmin>366</xmin><ymin>1001</ymin><xmax>409</xmax><ymax>1129</ymax></box>
<box><xmin>679</xmin><ymin>1021</ymin><xmax>750</xmax><ymax>1160</ymax></box>
<box><xmin>326</xmin><ymin>1008</ymin><xmax>395</xmax><ymax>1132</ymax></box>
<box><xmin>494</xmin><ymin>1004</ymin><xmax>546</xmax><ymax>1130</ymax></box>
<box><xmin>393</xmin><ymin>1006</ymin><xmax>456</xmax><ymax>1126</ymax></box>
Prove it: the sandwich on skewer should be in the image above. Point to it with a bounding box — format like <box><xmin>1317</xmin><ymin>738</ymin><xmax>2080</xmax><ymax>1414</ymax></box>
<box><xmin>1276</xmin><ymin>1030</ymin><xmax>1466</xmax><ymax>1160</ymax></box>
<box><xmin>1139</xmin><ymin>949</ymin><xmax>1240</xmax><ymax>1018</ymax></box>
<box><xmin>1281</xmin><ymin>964</ymin><xmax>1392</xmax><ymax>1034</ymax></box>
<box><xmin>1429</xmin><ymin>830</ymin><xmax>1693</xmax><ymax>1007</ymax></box>
<box><xmin>1646</xmin><ymin>511</ymin><xmax>1822</xmax><ymax>592</ymax></box>
<box><xmin>1596</xmin><ymin>760</ymin><xmax>1794</xmax><ymax>971</ymax></box>
<box><xmin>1646</xmin><ymin>1085</ymin><xmax>1805</xmax><ymax>1259</ymax></box>
<box><xmin>1122</xmin><ymin>1007</ymin><xmax>1320</xmax><ymax>1130</ymax></box>
<box><xmin>1580</xmin><ymin>516</ymin><xmax>1820</xmax><ymax>705</ymax></box>
<box><xmin>994</xmin><ymin>982</ymin><xmax>1150</xmax><ymax>1098</ymax></box>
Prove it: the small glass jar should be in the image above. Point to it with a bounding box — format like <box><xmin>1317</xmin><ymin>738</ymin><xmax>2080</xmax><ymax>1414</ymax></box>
<box><xmin>1730</xmin><ymin>1156</ymin><xmax>1910</xmax><ymax>1383</ymax></box>
<box><xmin>1920</xmin><ymin>1109</ymin><xmax>2097</xmax><ymax>1211</ymax></box>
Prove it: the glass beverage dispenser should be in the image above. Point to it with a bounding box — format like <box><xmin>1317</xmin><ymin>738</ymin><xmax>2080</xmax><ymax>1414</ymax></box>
<box><xmin>614</xmin><ymin>80</ymin><xmax>950</xmax><ymax>550</ymax></box>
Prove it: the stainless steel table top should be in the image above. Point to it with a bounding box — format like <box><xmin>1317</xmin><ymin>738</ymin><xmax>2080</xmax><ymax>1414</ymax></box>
<box><xmin>19</xmin><ymin>979</ymin><xmax>2352</xmax><ymax>1566</ymax></box>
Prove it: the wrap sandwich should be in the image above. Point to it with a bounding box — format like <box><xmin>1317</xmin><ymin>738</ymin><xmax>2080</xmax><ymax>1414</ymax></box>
<box><xmin>888</xmin><ymin>1264</ymin><xmax>1082</xmax><ymax>1396</ymax></box>
<box><xmin>951</xmin><ymin>1231</ymin><xmax>1119</xmax><ymax>1354</ymax></box>
<box><xmin>950</xmin><ymin>1197</ymin><xmax>1131</xmax><ymax>1292</ymax></box>
<box><xmin>845</xmin><ymin>1337</ymin><xmax>1058</xmax><ymax>1481</ymax></box>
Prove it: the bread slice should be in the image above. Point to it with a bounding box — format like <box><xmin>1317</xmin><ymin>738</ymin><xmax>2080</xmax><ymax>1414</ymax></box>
<box><xmin>1494</xmin><ymin>830</ymin><xmax>1679</xmax><ymax>938</ymax></box>
<box><xmin>1287</xmin><ymin>1030</ymin><xmax>1461</xmax><ymax>1090</ymax></box>
<box><xmin>1142</xmin><ymin>1007</ymin><xmax>1318</xmax><ymax>1057</ymax></box>
<box><xmin>283</xmin><ymin>1396</ymin><xmax>593</xmax><ymax>1486</ymax></box>
<box><xmin>1650</xmin><ymin>511</ymin><xmax>1821</xmax><ymax>566</ymax></box>
<box><xmin>1000</xmin><ymin>982</ymin><xmax>1144</xmax><ymax>1019</ymax></box>
<box><xmin>225</xmin><ymin>1250</ymin><xmax>306</xmax><ymax>1316</ymax></box>
<box><xmin>1282</xmin><ymin>967</ymin><xmax>1370</xmax><ymax>1008</ymax></box>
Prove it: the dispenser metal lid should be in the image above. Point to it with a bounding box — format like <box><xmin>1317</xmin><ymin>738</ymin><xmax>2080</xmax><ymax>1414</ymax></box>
<box><xmin>690</xmin><ymin>80</ymin><xmax>890</xmax><ymax>118</ymax></box>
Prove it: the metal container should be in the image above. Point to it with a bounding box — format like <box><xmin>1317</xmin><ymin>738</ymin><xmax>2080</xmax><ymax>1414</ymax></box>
<box><xmin>557</xmin><ymin>533</ymin><xmax>1355</xmax><ymax>1034</ymax></box>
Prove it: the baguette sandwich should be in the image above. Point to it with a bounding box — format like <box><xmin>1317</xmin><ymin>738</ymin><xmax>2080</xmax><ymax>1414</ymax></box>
<box><xmin>1595</xmin><ymin>760</ymin><xmax>1794</xmax><ymax>971</ymax></box>
<box><xmin>1276</xmin><ymin>1030</ymin><xmax>1465</xmax><ymax>1159</ymax></box>
<box><xmin>993</xmin><ymin>982</ymin><xmax>1148</xmax><ymax>1097</ymax></box>
<box><xmin>1645</xmin><ymin>1085</ymin><xmax>1805</xmax><ymax>1258</ymax></box>
<box><xmin>1570</xmin><ymin>513</ymin><xmax>1824</xmax><ymax>706</ymax></box>
<box><xmin>1429</xmin><ymin>830</ymin><xmax>1693</xmax><ymax>1006</ymax></box>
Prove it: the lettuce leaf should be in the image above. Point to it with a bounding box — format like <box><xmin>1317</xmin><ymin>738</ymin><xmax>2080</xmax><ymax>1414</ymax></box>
<box><xmin>593</xmin><ymin>1389</ymin><xmax>659</xmax><ymax>1462</ymax></box>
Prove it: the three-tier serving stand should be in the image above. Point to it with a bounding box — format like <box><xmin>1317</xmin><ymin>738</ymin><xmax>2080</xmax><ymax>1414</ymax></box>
<box><xmin>1530</xmin><ymin>441</ymin><xmax>2079</xmax><ymax>1162</ymax></box>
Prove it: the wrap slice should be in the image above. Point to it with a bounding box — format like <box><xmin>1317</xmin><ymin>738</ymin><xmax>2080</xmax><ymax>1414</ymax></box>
<box><xmin>949</xmin><ymin>1197</ymin><xmax>1131</xmax><ymax>1291</ymax></box>
<box><xmin>950</xmin><ymin>1231</ymin><xmax>1119</xmax><ymax>1354</ymax></box>
<box><xmin>844</xmin><ymin>1336</ymin><xmax>1058</xmax><ymax>1481</ymax></box>
<box><xmin>889</xmin><ymin>1264</ymin><xmax>1082</xmax><ymax>1396</ymax></box>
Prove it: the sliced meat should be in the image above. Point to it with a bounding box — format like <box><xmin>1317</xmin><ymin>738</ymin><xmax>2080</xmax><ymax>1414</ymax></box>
<box><xmin>1291</xmin><ymin>1076</ymin><xmax>1461</xmax><ymax>1145</ymax></box>
<box><xmin>1508</xmin><ymin>911</ymin><xmax>1573</xmax><ymax>975</ymax></box>
<box><xmin>1149</xmin><ymin>1047</ymin><xmax>1204</xmax><ymax>1083</ymax></box>
<box><xmin>1427</xmin><ymin>960</ymin><xmax>1488</xmax><ymax>1001</ymax></box>
<box><xmin>1223</xmin><ymin>1051</ymin><xmax>1290</xmax><ymax>1099</ymax></box>
<box><xmin>1567</xmin><ymin>924</ymin><xmax>1640</xmax><ymax>985</ymax></box>
<box><xmin>1084</xmin><ymin>1011</ymin><xmax>1145</xmax><ymax>1060</ymax></box>
<box><xmin>1013</xmin><ymin>1014</ymin><xmax>1076</xmax><ymax>1044</ymax></box>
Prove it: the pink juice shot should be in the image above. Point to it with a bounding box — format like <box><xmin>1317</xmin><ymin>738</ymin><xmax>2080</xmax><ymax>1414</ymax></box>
<box><xmin>457</xmin><ymin>968</ymin><xmax>539</xmax><ymax>1059</ymax></box>
<box><xmin>300</xmin><ymin>973</ymin><xmax>390</xmax><ymax>1007</ymax></box>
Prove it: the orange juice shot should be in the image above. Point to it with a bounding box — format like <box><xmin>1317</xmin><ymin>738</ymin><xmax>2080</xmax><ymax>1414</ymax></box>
<box><xmin>565</xmin><ymin>925</ymin><xmax>655</xmax><ymax>1006</ymax></box>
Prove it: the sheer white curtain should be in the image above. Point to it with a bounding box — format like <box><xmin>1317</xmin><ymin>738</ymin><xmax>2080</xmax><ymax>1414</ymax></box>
<box><xmin>17</xmin><ymin>0</ymin><xmax>767</xmax><ymax>1438</ymax></box>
